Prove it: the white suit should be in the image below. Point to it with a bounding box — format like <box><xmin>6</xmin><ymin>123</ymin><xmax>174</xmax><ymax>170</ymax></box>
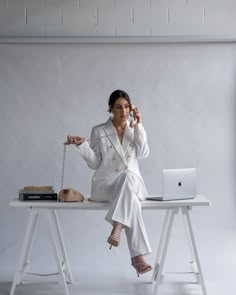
<box><xmin>77</xmin><ymin>117</ymin><xmax>151</xmax><ymax>257</ymax></box>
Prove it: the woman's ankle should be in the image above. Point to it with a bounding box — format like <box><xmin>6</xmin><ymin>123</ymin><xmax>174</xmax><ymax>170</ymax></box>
<box><xmin>111</xmin><ymin>222</ymin><xmax>122</xmax><ymax>236</ymax></box>
<box><xmin>131</xmin><ymin>255</ymin><xmax>146</xmax><ymax>264</ymax></box>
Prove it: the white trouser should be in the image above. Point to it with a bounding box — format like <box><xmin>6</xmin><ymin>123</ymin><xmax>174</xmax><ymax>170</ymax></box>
<box><xmin>105</xmin><ymin>171</ymin><xmax>152</xmax><ymax>258</ymax></box>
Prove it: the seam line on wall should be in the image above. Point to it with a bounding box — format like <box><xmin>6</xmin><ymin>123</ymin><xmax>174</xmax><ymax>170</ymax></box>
<box><xmin>167</xmin><ymin>8</ymin><xmax>170</xmax><ymax>24</ymax></box>
<box><xmin>132</xmin><ymin>8</ymin><xmax>134</xmax><ymax>25</ymax></box>
<box><xmin>1</xmin><ymin>36</ymin><xmax>236</xmax><ymax>43</ymax></box>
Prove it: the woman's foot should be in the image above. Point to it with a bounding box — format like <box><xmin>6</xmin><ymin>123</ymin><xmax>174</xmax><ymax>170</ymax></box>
<box><xmin>131</xmin><ymin>255</ymin><xmax>152</xmax><ymax>277</ymax></box>
<box><xmin>107</xmin><ymin>222</ymin><xmax>122</xmax><ymax>249</ymax></box>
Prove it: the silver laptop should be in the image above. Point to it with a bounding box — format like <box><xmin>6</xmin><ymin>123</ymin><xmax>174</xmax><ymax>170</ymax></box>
<box><xmin>147</xmin><ymin>168</ymin><xmax>197</xmax><ymax>201</ymax></box>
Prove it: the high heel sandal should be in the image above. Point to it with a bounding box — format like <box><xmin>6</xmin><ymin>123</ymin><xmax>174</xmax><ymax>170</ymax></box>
<box><xmin>107</xmin><ymin>235</ymin><xmax>120</xmax><ymax>249</ymax></box>
<box><xmin>131</xmin><ymin>262</ymin><xmax>153</xmax><ymax>277</ymax></box>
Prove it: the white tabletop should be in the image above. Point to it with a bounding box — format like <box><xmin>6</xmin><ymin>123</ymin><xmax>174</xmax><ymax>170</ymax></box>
<box><xmin>9</xmin><ymin>195</ymin><xmax>210</xmax><ymax>210</ymax></box>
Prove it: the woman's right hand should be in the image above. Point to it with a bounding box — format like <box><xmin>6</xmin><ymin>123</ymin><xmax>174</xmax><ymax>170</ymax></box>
<box><xmin>64</xmin><ymin>135</ymin><xmax>85</xmax><ymax>145</ymax></box>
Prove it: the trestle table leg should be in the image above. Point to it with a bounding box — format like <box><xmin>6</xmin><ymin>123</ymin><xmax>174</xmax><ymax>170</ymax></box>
<box><xmin>50</xmin><ymin>210</ymin><xmax>73</xmax><ymax>283</ymax></box>
<box><xmin>10</xmin><ymin>209</ymin><xmax>39</xmax><ymax>295</ymax></box>
<box><xmin>153</xmin><ymin>208</ymin><xmax>178</xmax><ymax>295</ymax></box>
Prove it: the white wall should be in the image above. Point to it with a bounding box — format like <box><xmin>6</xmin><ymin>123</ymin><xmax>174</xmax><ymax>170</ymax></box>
<box><xmin>0</xmin><ymin>42</ymin><xmax>236</xmax><ymax>278</ymax></box>
<box><xmin>0</xmin><ymin>0</ymin><xmax>236</xmax><ymax>287</ymax></box>
<box><xmin>0</xmin><ymin>0</ymin><xmax>236</xmax><ymax>37</ymax></box>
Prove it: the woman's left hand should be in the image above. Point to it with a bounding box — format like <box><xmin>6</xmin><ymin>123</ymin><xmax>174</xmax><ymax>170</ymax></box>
<box><xmin>64</xmin><ymin>135</ymin><xmax>85</xmax><ymax>145</ymax></box>
<box><xmin>133</xmin><ymin>107</ymin><xmax>142</xmax><ymax>123</ymax></box>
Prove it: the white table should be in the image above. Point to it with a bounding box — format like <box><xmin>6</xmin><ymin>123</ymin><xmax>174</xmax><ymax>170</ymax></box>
<box><xmin>9</xmin><ymin>195</ymin><xmax>210</xmax><ymax>295</ymax></box>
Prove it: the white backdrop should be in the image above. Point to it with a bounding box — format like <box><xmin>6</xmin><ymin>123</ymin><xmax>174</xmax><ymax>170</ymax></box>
<box><xmin>0</xmin><ymin>43</ymin><xmax>236</xmax><ymax>281</ymax></box>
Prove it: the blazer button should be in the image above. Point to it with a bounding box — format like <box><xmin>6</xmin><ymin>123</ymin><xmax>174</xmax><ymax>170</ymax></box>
<box><xmin>116</xmin><ymin>169</ymin><xmax>119</xmax><ymax>172</ymax></box>
<box><xmin>124</xmin><ymin>165</ymin><xmax>128</xmax><ymax>170</ymax></box>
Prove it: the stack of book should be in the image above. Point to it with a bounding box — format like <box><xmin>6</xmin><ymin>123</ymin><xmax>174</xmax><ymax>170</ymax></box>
<box><xmin>19</xmin><ymin>186</ymin><xmax>57</xmax><ymax>201</ymax></box>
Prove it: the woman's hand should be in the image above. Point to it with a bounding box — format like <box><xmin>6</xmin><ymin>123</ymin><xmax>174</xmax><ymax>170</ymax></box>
<box><xmin>64</xmin><ymin>135</ymin><xmax>85</xmax><ymax>145</ymax></box>
<box><xmin>133</xmin><ymin>107</ymin><xmax>142</xmax><ymax>123</ymax></box>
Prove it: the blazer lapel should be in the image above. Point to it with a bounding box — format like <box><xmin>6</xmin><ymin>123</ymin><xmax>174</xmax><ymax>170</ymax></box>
<box><xmin>122</xmin><ymin>123</ymin><xmax>133</xmax><ymax>155</ymax></box>
<box><xmin>103</xmin><ymin>118</ymin><xmax>127</xmax><ymax>164</ymax></box>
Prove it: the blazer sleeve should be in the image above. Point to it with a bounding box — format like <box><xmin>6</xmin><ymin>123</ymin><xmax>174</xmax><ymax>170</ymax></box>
<box><xmin>133</xmin><ymin>123</ymin><xmax>150</xmax><ymax>159</ymax></box>
<box><xmin>76</xmin><ymin>127</ymin><xmax>102</xmax><ymax>170</ymax></box>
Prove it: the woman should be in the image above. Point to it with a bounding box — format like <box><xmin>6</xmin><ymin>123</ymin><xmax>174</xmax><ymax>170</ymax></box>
<box><xmin>66</xmin><ymin>89</ymin><xmax>152</xmax><ymax>276</ymax></box>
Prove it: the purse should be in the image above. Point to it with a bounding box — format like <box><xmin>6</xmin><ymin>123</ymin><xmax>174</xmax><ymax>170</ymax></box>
<box><xmin>58</xmin><ymin>144</ymin><xmax>84</xmax><ymax>202</ymax></box>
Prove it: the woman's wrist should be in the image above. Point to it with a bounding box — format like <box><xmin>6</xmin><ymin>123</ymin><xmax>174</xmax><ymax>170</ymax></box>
<box><xmin>76</xmin><ymin>141</ymin><xmax>85</xmax><ymax>147</ymax></box>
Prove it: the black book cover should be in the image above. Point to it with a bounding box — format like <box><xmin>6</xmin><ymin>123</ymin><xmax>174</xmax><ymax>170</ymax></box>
<box><xmin>19</xmin><ymin>193</ymin><xmax>58</xmax><ymax>201</ymax></box>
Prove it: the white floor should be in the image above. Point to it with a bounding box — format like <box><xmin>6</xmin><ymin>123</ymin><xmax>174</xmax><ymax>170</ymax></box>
<box><xmin>0</xmin><ymin>266</ymin><xmax>235</xmax><ymax>295</ymax></box>
<box><xmin>1</xmin><ymin>224</ymin><xmax>236</xmax><ymax>295</ymax></box>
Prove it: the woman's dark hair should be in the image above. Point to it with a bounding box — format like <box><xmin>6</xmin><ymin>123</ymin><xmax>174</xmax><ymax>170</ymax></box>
<box><xmin>108</xmin><ymin>89</ymin><xmax>131</xmax><ymax>112</ymax></box>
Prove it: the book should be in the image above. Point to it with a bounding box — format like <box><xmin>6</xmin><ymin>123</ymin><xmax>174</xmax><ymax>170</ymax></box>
<box><xmin>19</xmin><ymin>193</ymin><xmax>58</xmax><ymax>201</ymax></box>
<box><xmin>19</xmin><ymin>189</ymin><xmax>55</xmax><ymax>194</ymax></box>
<box><xmin>23</xmin><ymin>186</ymin><xmax>53</xmax><ymax>191</ymax></box>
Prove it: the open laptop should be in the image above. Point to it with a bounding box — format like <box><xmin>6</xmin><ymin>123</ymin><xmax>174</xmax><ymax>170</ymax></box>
<box><xmin>146</xmin><ymin>168</ymin><xmax>197</xmax><ymax>201</ymax></box>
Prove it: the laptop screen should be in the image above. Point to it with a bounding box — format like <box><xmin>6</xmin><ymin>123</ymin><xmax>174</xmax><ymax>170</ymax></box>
<box><xmin>162</xmin><ymin>168</ymin><xmax>197</xmax><ymax>200</ymax></box>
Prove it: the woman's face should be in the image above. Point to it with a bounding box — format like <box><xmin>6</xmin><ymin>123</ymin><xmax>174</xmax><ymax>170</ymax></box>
<box><xmin>111</xmin><ymin>97</ymin><xmax>130</xmax><ymax>122</ymax></box>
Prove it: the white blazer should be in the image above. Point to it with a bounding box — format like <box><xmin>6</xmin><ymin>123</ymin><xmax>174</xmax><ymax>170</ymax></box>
<box><xmin>77</xmin><ymin>117</ymin><xmax>150</xmax><ymax>202</ymax></box>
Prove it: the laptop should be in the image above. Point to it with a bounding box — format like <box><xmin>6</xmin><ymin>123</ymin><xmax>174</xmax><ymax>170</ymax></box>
<box><xmin>146</xmin><ymin>168</ymin><xmax>197</xmax><ymax>201</ymax></box>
